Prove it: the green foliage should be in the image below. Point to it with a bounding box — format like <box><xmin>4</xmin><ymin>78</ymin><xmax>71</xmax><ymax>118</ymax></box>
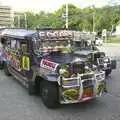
<box><xmin>14</xmin><ymin>4</ymin><xmax>120</xmax><ymax>32</ymax></box>
<box><xmin>107</xmin><ymin>36</ymin><xmax>120</xmax><ymax>43</ymax></box>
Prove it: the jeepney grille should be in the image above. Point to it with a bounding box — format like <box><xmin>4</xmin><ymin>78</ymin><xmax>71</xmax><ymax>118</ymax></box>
<box><xmin>97</xmin><ymin>58</ymin><xmax>104</xmax><ymax>65</ymax></box>
<box><xmin>82</xmin><ymin>80</ymin><xmax>93</xmax><ymax>88</ymax></box>
<box><xmin>81</xmin><ymin>74</ymin><xmax>94</xmax><ymax>88</ymax></box>
<box><xmin>70</xmin><ymin>62</ymin><xmax>85</xmax><ymax>74</ymax></box>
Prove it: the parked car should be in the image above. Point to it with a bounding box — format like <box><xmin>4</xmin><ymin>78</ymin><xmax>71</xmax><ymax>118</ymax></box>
<box><xmin>1</xmin><ymin>28</ymin><xmax>107</xmax><ymax>109</ymax></box>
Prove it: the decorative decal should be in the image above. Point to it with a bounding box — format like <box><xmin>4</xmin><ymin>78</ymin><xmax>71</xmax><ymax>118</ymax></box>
<box><xmin>39</xmin><ymin>30</ymin><xmax>73</xmax><ymax>39</ymax></box>
<box><xmin>63</xmin><ymin>88</ymin><xmax>79</xmax><ymax>101</ymax></box>
<box><xmin>40</xmin><ymin>59</ymin><xmax>58</xmax><ymax>71</ymax></box>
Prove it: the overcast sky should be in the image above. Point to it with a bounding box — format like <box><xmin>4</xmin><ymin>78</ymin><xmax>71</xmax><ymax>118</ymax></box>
<box><xmin>0</xmin><ymin>0</ymin><xmax>111</xmax><ymax>13</ymax></box>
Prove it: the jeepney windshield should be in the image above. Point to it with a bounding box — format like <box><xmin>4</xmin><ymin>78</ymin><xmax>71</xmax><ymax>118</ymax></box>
<box><xmin>72</xmin><ymin>41</ymin><xmax>98</xmax><ymax>51</ymax></box>
<box><xmin>32</xmin><ymin>39</ymin><xmax>72</xmax><ymax>55</ymax></box>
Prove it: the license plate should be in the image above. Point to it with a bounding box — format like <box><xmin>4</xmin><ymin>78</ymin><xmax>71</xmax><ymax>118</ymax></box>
<box><xmin>82</xmin><ymin>88</ymin><xmax>93</xmax><ymax>98</ymax></box>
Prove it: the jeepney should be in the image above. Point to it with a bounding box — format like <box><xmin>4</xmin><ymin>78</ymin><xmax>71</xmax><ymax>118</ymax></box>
<box><xmin>2</xmin><ymin>28</ymin><xmax>107</xmax><ymax>109</ymax></box>
<box><xmin>72</xmin><ymin>31</ymin><xmax>116</xmax><ymax>76</ymax></box>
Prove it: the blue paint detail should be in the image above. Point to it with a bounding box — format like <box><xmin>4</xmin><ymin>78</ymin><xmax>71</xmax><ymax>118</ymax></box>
<box><xmin>43</xmin><ymin>52</ymin><xmax>84</xmax><ymax>64</ymax></box>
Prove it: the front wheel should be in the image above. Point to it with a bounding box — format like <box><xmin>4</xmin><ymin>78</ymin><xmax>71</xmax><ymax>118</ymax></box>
<box><xmin>105</xmin><ymin>69</ymin><xmax>112</xmax><ymax>77</ymax></box>
<box><xmin>4</xmin><ymin>64</ymin><xmax>11</xmax><ymax>76</ymax></box>
<box><xmin>40</xmin><ymin>81</ymin><xmax>59</xmax><ymax>109</ymax></box>
<box><xmin>28</xmin><ymin>81</ymin><xmax>36</xmax><ymax>95</ymax></box>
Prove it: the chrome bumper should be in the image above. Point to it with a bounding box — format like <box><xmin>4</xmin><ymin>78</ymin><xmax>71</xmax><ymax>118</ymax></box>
<box><xmin>58</xmin><ymin>71</ymin><xmax>106</xmax><ymax>104</ymax></box>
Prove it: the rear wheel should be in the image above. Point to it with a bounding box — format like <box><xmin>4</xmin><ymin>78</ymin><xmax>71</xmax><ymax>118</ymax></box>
<box><xmin>4</xmin><ymin>63</ymin><xmax>11</xmax><ymax>76</ymax></box>
<box><xmin>40</xmin><ymin>81</ymin><xmax>59</xmax><ymax>109</ymax></box>
<box><xmin>0</xmin><ymin>61</ymin><xmax>3</xmax><ymax>69</ymax></box>
<box><xmin>28</xmin><ymin>81</ymin><xmax>36</xmax><ymax>95</ymax></box>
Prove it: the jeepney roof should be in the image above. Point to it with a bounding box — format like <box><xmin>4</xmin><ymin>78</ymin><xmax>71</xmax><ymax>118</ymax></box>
<box><xmin>2</xmin><ymin>29</ymin><xmax>36</xmax><ymax>39</ymax></box>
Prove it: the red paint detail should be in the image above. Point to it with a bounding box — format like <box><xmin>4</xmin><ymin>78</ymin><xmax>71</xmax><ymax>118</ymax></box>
<box><xmin>82</xmin><ymin>88</ymin><xmax>94</xmax><ymax>98</ymax></box>
<box><xmin>42</xmin><ymin>59</ymin><xmax>57</xmax><ymax>69</ymax></box>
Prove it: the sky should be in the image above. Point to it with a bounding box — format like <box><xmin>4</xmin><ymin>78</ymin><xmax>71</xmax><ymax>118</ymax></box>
<box><xmin>0</xmin><ymin>0</ymin><xmax>112</xmax><ymax>13</ymax></box>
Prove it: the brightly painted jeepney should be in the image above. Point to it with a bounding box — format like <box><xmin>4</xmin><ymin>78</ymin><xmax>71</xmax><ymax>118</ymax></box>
<box><xmin>2</xmin><ymin>28</ymin><xmax>107</xmax><ymax>109</ymax></box>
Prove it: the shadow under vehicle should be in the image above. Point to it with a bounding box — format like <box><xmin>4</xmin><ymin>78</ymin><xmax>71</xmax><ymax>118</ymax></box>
<box><xmin>1</xmin><ymin>28</ymin><xmax>107</xmax><ymax>109</ymax></box>
<box><xmin>72</xmin><ymin>39</ymin><xmax>116</xmax><ymax>77</ymax></box>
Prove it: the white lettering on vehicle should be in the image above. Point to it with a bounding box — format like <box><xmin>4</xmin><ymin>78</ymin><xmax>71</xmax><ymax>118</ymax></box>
<box><xmin>40</xmin><ymin>59</ymin><xmax>59</xmax><ymax>71</ymax></box>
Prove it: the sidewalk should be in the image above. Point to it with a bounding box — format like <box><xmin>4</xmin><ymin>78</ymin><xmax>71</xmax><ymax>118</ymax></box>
<box><xmin>103</xmin><ymin>43</ymin><xmax>120</xmax><ymax>46</ymax></box>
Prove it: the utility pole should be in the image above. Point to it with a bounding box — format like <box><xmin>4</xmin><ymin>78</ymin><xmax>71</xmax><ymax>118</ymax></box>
<box><xmin>65</xmin><ymin>3</ymin><xmax>68</xmax><ymax>29</ymax></box>
<box><xmin>24</xmin><ymin>13</ymin><xmax>27</xmax><ymax>29</ymax></box>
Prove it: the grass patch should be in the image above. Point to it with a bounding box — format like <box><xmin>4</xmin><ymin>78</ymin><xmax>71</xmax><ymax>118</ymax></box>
<box><xmin>106</xmin><ymin>36</ymin><xmax>120</xmax><ymax>43</ymax></box>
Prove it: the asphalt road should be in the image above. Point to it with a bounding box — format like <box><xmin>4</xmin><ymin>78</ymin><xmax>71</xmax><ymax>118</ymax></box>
<box><xmin>0</xmin><ymin>44</ymin><xmax>120</xmax><ymax>120</ymax></box>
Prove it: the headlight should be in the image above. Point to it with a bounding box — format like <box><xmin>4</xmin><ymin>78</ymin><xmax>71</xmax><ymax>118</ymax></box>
<box><xmin>101</xmin><ymin>73</ymin><xmax>105</xmax><ymax>79</ymax></box>
<box><xmin>92</xmin><ymin>65</ymin><xmax>97</xmax><ymax>69</ymax></box>
<box><xmin>104</xmin><ymin>58</ymin><xmax>109</xmax><ymax>62</ymax></box>
<box><xmin>59</xmin><ymin>68</ymin><xmax>70</xmax><ymax>78</ymax></box>
<box><xmin>95</xmin><ymin>73</ymin><xmax>105</xmax><ymax>80</ymax></box>
<box><xmin>96</xmin><ymin>75</ymin><xmax>101</xmax><ymax>80</ymax></box>
<box><xmin>85</xmin><ymin>66</ymin><xmax>89</xmax><ymax>69</ymax></box>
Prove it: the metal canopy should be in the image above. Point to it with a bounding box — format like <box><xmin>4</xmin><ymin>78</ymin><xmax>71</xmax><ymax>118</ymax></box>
<box><xmin>2</xmin><ymin>29</ymin><xmax>36</xmax><ymax>39</ymax></box>
<box><xmin>38</xmin><ymin>30</ymin><xmax>73</xmax><ymax>41</ymax></box>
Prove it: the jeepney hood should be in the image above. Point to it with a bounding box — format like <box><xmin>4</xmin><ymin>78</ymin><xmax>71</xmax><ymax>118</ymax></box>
<box><xmin>42</xmin><ymin>52</ymin><xmax>85</xmax><ymax>64</ymax></box>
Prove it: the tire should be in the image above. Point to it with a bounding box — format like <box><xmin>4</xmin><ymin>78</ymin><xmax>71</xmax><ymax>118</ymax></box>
<box><xmin>0</xmin><ymin>61</ymin><xmax>3</xmax><ymax>69</ymax></box>
<box><xmin>105</xmin><ymin>69</ymin><xmax>112</xmax><ymax>76</ymax></box>
<box><xmin>28</xmin><ymin>81</ymin><xmax>35</xmax><ymax>95</ymax></box>
<box><xmin>40</xmin><ymin>81</ymin><xmax>59</xmax><ymax>109</ymax></box>
<box><xmin>4</xmin><ymin>64</ymin><xmax>11</xmax><ymax>76</ymax></box>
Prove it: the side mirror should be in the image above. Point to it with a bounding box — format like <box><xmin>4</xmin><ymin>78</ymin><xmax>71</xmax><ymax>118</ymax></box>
<box><xmin>111</xmin><ymin>60</ymin><xmax>117</xmax><ymax>69</ymax></box>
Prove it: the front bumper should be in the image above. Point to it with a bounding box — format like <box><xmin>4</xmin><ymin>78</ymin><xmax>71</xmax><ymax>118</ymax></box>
<box><xmin>58</xmin><ymin>71</ymin><xmax>106</xmax><ymax>104</ymax></box>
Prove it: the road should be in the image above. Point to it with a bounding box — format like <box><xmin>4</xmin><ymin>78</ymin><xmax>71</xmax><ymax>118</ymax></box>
<box><xmin>0</xmin><ymin>44</ymin><xmax>120</xmax><ymax>120</ymax></box>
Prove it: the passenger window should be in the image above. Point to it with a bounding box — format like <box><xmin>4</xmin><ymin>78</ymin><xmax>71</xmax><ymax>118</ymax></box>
<box><xmin>21</xmin><ymin>41</ymin><xmax>28</xmax><ymax>53</ymax></box>
<box><xmin>10</xmin><ymin>39</ymin><xmax>20</xmax><ymax>51</ymax></box>
<box><xmin>11</xmin><ymin>40</ymin><xmax>16</xmax><ymax>49</ymax></box>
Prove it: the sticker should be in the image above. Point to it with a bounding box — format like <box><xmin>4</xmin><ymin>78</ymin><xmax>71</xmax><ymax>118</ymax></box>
<box><xmin>82</xmin><ymin>87</ymin><xmax>93</xmax><ymax>98</ymax></box>
<box><xmin>22</xmin><ymin>56</ymin><xmax>30</xmax><ymax>71</ymax></box>
<box><xmin>40</xmin><ymin>59</ymin><xmax>58</xmax><ymax>71</ymax></box>
<box><xmin>39</xmin><ymin>30</ymin><xmax>72</xmax><ymax>39</ymax></box>
<box><xmin>62</xmin><ymin>88</ymin><xmax>79</xmax><ymax>101</ymax></box>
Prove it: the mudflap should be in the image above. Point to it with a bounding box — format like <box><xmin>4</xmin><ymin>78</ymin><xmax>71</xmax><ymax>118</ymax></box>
<box><xmin>111</xmin><ymin>60</ymin><xmax>117</xmax><ymax>69</ymax></box>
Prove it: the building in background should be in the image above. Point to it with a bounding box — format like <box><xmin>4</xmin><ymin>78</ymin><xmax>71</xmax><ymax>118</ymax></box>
<box><xmin>0</xmin><ymin>5</ymin><xmax>14</xmax><ymax>28</ymax></box>
<box><xmin>14</xmin><ymin>11</ymin><xmax>27</xmax><ymax>28</ymax></box>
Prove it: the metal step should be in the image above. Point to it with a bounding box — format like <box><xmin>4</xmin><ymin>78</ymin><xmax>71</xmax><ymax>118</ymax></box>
<box><xmin>9</xmin><ymin>67</ymin><xmax>29</xmax><ymax>88</ymax></box>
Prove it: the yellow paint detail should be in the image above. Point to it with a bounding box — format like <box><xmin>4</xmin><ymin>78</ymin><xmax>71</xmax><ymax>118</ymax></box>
<box><xmin>22</xmin><ymin>56</ymin><xmax>30</xmax><ymax>71</ymax></box>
